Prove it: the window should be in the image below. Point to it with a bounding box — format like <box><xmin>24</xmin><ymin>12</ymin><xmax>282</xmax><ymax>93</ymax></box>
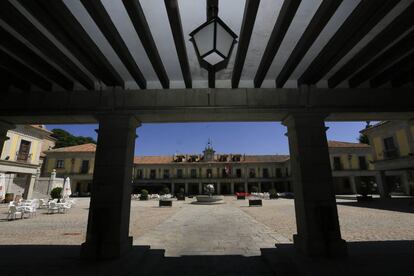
<box><xmin>249</xmin><ymin>168</ymin><xmax>256</xmax><ymax>178</ymax></box>
<box><xmin>263</xmin><ymin>168</ymin><xmax>269</xmax><ymax>178</ymax></box>
<box><xmin>177</xmin><ymin>169</ymin><xmax>183</xmax><ymax>178</ymax></box>
<box><xmin>137</xmin><ymin>169</ymin><xmax>143</xmax><ymax>179</ymax></box>
<box><xmin>276</xmin><ymin>168</ymin><xmax>282</xmax><ymax>178</ymax></box>
<box><xmin>80</xmin><ymin>160</ymin><xmax>89</xmax><ymax>174</ymax></box>
<box><xmin>358</xmin><ymin>156</ymin><xmax>367</xmax><ymax>170</ymax></box>
<box><xmin>163</xmin><ymin>169</ymin><xmax>170</xmax><ymax>179</ymax></box>
<box><xmin>190</xmin><ymin>169</ymin><xmax>197</xmax><ymax>178</ymax></box>
<box><xmin>383</xmin><ymin>137</ymin><xmax>398</xmax><ymax>158</ymax></box>
<box><xmin>17</xmin><ymin>140</ymin><xmax>31</xmax><ymax>162</ymax></box>
<box><xmin>333</xmin><ymin>157</ymin><xmax>342</xmax><ymax>171</ymax></box>
<box><xmin>206</xmin><ymin>169</ymin><xmax>212</xmax><ymax>178</ymax></box>
<box><xmin>150</xmin><ymin>169</ymin><xmax>156</xmax><ymax>179</ymax></box>
<box><xmin>56</xmin><ymin>159</ymin><xmax>64</xmax><ymax>169</ymax></box>
<box><xmin>236</xmin><ymin>169</ymin><xmax>242</xmax><ymax>178</ymax></box>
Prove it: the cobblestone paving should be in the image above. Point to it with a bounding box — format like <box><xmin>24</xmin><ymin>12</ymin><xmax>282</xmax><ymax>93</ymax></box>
<box><xmin>1</xmin><ymin>197</ymin><xmax>413</xmax><ymax>256</ymax></box>
<box><xmin>135</xmin><ymin>199</ymin><xmax>289</xmax><ymax>257</ymax></box>
<box><xmin>240</xmin><ymin>198</ymin><xmax>414</xmax><ymax>242</ymax></box>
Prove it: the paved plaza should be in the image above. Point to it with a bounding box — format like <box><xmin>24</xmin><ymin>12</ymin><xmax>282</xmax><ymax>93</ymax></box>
<box><xmin>1</xmin><ymin>196</ymin><xmax>414</xmax><ymax>275</ymax></box>
<box><xmin>1</xmin><ymin>197</ymin><xmax>413</xmax><ymax>249</ymax></box>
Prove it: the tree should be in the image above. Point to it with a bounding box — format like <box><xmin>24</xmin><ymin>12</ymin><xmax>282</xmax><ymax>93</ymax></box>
<box><xmin>358</xmin><ymin>133</ymin><xmax>370</xmax><ymax>145</ymax></box>
<box><xmin>51</xmin><ymin>129</ymin><xmax>96</xmax><ymax>148</ymax></box>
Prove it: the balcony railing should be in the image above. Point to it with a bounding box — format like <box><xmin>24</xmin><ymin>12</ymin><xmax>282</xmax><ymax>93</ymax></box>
<box><xmin>384</xmin><ymin>149</ymin><xmax>399</xmax><ymax>159</ymax></box>
<box><xmin>15</xmin><ymin>152</ymin><xmax>32</xmax><ymax>163</ymax></box>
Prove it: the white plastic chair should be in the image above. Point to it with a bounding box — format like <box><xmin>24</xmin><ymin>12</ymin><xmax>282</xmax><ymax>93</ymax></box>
<box><xmin>47</xmin><ymin>202</ymin><xmax>59</xmax><ymax>214</ymax></box>
<box><xmin>59</xmin><ymin>203</ymin><xmax>71</xmax><ymax>213</ymax></box>
<box><xmin>7</xmin><ymin>205</ymin><xmax>23</xmax><ymax>220</ymax></box>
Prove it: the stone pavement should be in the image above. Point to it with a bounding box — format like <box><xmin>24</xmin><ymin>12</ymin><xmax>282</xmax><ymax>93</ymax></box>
<box><xmin>135</xmin><ymin>200</ymin><xmax>289</xmax><ymax>256</ymax></box>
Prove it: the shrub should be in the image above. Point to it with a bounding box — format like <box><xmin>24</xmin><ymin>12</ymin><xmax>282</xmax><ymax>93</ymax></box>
<box><xmin>269</xmin><ymin>188</ymin><xmax>278</xmax><ymax>199</ymax></box>
<box><xmin>50</xmin><ymin>187</ymin><xmax>62</xmax><ymax>199</ymax></box>
<box><xmin>160</xmin><ymin>186</ymin><xmax>170</xmax><ymax>195</ymax></box>
<box><xmin>140</xmin><ymin>189</ymin><xmax>149</xmax><ymax>200</ymax></box>
<box><xmin>179</xmin><ymin>187</ymin><xmax>185</xmax><ymax>195</ymax></box>
<box><xmin>251</xmin><ymin>186</ymin><xmax>259</xmax><ymax>193</ymax></box>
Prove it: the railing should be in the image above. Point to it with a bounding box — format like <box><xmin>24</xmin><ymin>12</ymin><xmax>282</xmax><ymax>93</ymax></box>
<box><xmin>384</xmin><ymin>149</ymin><xmax>399</xmax><ymax>159</ymax></box>
<box><xmin>15</xmin><ymin>152</ymin><xmax>32</xmax><ymax>163</ymax></box>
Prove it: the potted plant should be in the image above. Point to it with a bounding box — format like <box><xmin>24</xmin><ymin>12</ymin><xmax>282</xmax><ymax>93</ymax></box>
<box><xmin>357</xmin><ymin>181</ymin><xmax>373</xmax><ymax>202</ymax></box>
<box><xmin>236</xmin><ymin>186</ymin><xmax>246</xmax><ymax>200</ymax></box>
<box><xmin>176</xmin><ymin>187</ymin><xmax>185</xmax><ymax>201</ymax></box>
<box><xmin>248</xmin><ymin>186</ymin><xmax>262</xmax><ymax>206</ymax></box>
<box><xmin>50</xmin><ymin>187</ymin><xmax>63</xmax><ymax>202</ymax></box>
<box><xmin>269</xmin><ymin>188</ymin><xmax>278</xmax><ymax>199</ymax></box>
<box><xmin>160</xmin><ymin>186</ymin><xmax>170</xmax><ymax>196</ymax></box>
<box><xmin>140</xmin><ymin>189</ymin><xmax>149</xmax><ymax>200</ymax></box>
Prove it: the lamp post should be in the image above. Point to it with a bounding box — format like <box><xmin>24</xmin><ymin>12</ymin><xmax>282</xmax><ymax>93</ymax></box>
<box><xmin>189</xmin><ymin>0</ymin><xmax>238</xmax><ymax>73</ymax></box>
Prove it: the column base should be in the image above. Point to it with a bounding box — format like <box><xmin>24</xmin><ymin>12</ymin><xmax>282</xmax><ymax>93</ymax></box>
<box><xmin>81</xmin><ymin>236</ymin><xmax>133</xmax><ymax>260</ymax></box>
<box><xmin>293</xmin><ymin>234</ymin><xmax>347</xmax><ymax>258</ymax></box>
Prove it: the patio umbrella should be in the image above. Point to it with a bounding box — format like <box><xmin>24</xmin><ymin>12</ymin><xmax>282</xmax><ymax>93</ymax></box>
<box><xmin>61</xmin><ymin>177</ymin><xmax>72</xmax><ymax>198</ymax></box>
<box><xmin>0</xmin><ymin>173</ymin><xmax>5</xmax><ymax>201</ymax></box>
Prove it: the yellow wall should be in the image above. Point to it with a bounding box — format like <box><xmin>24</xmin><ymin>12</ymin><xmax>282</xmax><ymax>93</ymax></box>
<box><xmin>9</xmin><ymin>134</ymin><xmax>18</xmax><ymax>160</ymax></box>
<box><xmin>372</xmin><ymin>137</ymin><xmax>384</xmax><ymax>160</ymax></box>
<box><xmin>396</xmin><ymin>129</ymin><xmax>410</xmax><ymax>156</ymax></box>
<box><xmin>30</xmin><ymin>140</ymin><xmax>38</xmax><ymax>164</ymax></box>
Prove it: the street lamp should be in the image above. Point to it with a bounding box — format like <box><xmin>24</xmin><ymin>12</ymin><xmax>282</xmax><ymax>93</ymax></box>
<box><xmin>189</xmin><ymin>1</ymin><xmax>237</xmax><ymax>71</ymax></box>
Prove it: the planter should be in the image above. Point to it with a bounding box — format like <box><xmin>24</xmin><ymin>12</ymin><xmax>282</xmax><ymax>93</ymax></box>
<box><xmin>159</xmin><ymin>200</ymin><xmax>172</xmax><ymax>207</ymax></box>
<box><xmin>176</xmin><ymin>195</ymin><xmax>185</xmax><ymax>201</ymax></box>
<box><xmin>237</xmin><ymin>195</ymin><xmax>245</xmax><ymax>200</ymax></box>
<box><xmin>4</xmin><ymin>193</ymin><xmax>14</xmax><ymax>203</ymax></box>
<box><xmin>249</xmin><ymin>199</ymin><xmax>262</xmax><ymax>206</ymax></box>
<box><xmin>357</xmin><ymin>195</ymin><xmax>373</xmax><ymax>202</ymax></box>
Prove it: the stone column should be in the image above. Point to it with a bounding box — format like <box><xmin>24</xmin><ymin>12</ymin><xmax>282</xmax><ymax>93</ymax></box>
<box><xmin>258</xmin><ymin>182</ymin><xmax>262</xmax><ymax>192</ymax></box>
<box><xmin>171</xmin><ymin>183</ymin><xmax>175</xmax><ymax>195</ymax></box>
<box><xmin>244</xmin><ymin>182</ymin><xmax>248</xmax><ymax>193</ymax></box>
<box><xmin>23</xmin><ymin>173</ymin><xmax>36</xmax><ymax>199</ymax></box>
<box><xmin>0</xmin><ymin>121</ymin><xmax>14</xmax><ymax>158</ymax></box>
<box><xmin>81</xmin><ymin>114</ymin><xmax>140</xmax><ymax>259</ymax></box>
<box><xmin>376</xmin><ymin>171</ymin><xmax>389</xmax><ymax>199</ymax></box>
<box><xmin>283</xmin><ymin>113</ymin><xmax>347</xmax><ymax>257</ymax></box>
<box><xmin>184</xmin><ymin>182</ymin><xmax>189</xmax><ymax>195</ymax></box>
<box><xmin>230</xmin><ymin>182</ymin><xmax>234</xmax><ymax>194</ymax></box>
<box><xmin>217</xmin><ymin>182</ymin><xmax>221</xmax><ymax>195</ymax></box>
<box><xmin>401</xmin><ymin>171</ymin><xmax>409</xmax><ymax>195</ymax></box>
<box><xmin>198</xmin><ymin>182</ymin><xmax>202</xmax><ymax>194</ymax></box>
<box><xmin>349</xmin><ymin>176</ymin><xmax>357</xmax><ymax>194</ymax></box>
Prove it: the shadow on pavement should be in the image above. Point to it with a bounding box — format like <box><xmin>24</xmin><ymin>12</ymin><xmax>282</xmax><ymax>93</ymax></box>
<box><xmin>337</xmin><ymin>197</ymin><xmax>414</xmax><ymax>213</ymax></box>
<box><xmin>0</xmin><ymin>240</ymin><xmax>413</xmax><ymax>276</ymax></box>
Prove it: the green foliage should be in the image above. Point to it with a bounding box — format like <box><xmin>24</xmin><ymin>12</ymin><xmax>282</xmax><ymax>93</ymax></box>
<box><xmin>50</xmin><ymin>187</ymin><xmax>62</xmax><ymax>199</ymax></box>
<box><xmin>179</xmin><ymin>187</ymin><xmax>185</xmax><ymax>195</ymax></box>
<box><xmin>358</xmin><ymin>134</ymin><xmax>370</xmax><ymax>145</ymax></box>
<box><xmin>251</xmin><ymin>186</ymin><xmax>259</xmax><ymax>193</ymax></box>
<box><xmin>160</xmin><ymin>186</ymin><xmax>170</xmax><ymax>195</ymax></box>
<box><xmin>140</xmin><ymin>189</ymin><xmax>149</xmax><ymax>200</ymax></box>
<box><xmin>269</xmin><ymin>188</ymin><xmax>278</xmax><ymax>199</ymax></box>
<box><xmin>51</xmin><ymin>129</ymin><xmax>96</xmax><ymax>149</ymax></box>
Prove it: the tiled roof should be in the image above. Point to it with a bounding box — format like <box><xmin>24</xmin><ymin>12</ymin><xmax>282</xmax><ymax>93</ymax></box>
<box><xmin>327</xmin><ymin>140</ymin><xmax>370</xmax><ymax>148</ymax></box>
<box><xmin>134</xmin><ymin>156</ymin><xmax>173</xmax><ymax>164</ymax></box>
<box><xmin>30</xmin><ymin>124</ymin><xmax>53</xmax><ymax>134</ymax></box>
<box><xmin>46</xmin><ymin>143</ymin><xmax>96</xmax><ymax>153</ymax></box>
<box><xmin>360</xmin><ymin>121</ymin><xmax>389</xmax><ymax>133</ymax></box>
<box><xmin>243</xmin><ymin>155</ymin><xmax>290</xmax><ymax>163</ymax></box>
<box><xmin>134</xmin><ymin>154</ymin><xmax>290</xmax><ymax>164</ymax></box>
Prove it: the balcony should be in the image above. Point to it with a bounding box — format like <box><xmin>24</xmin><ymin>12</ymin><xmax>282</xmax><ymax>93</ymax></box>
<box><xmin>15</xmin><ymin>152</ymin><xmax>32</xmax><ymax>163</ymax></box>
<box><xmin>384</xmin><ymin>149</ymin><xmax>399</xmax><ymax>159</ymax></box>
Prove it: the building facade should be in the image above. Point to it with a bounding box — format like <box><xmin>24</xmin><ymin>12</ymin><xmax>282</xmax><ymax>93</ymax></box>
<box><xmin>42</xmin><ymin>139</ymin><xmax>398</xmax><ymax>197</ymax></box>
<box><xmin>361</xmin><ymin>120</ymin><xmax>414</xmax><ymax>196</ymax></box>
<box><xmin>0</xmin><ymin>125</ymin><xmax>55</xmax><ymax>200</ymax></box>
<box><xmin>132</xmin><ymin>141</ymin><xmax>377</xmax><ymax>196</ymax></box>
<box><xmin>43</xmin><ymin>143</ymin><xmax>96</xmax><ymax>196</ymax></box>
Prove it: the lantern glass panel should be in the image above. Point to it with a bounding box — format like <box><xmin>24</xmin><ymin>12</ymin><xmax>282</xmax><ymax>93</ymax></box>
<box><xmin>203</xmin><ymin>52</ymin><xmax>225</xmax><ymax>66</ymax></box>
<box><xmin>193</xmin><ymin>21</ymin><xmax>214</xmax><ymax>56</ymax></box>
<box><xmin>216</xmin><ymin>23</ymin><xmax>234</xmax><ymax>58</ymax></box>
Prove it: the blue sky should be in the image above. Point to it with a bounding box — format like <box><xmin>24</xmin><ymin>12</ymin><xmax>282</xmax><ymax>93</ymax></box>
<box><xmin>46</xmin><ymin>122</ymin><xmax>367</xmax><ymax>156</ymax></box>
